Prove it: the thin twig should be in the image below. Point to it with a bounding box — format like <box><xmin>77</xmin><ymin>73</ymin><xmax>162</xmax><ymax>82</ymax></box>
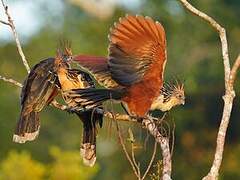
<box><xmin>142</xmin><ymin>141</ymin><xmax>157</xmax><ymax>180</ymax></box>
<box><xmin>0</xmin><ymin>75</ymin><xmax>22</xmax><ymax>87</ymax></box>
<box><xmin>1</xmin><ymin>0</ymin><xmax>30</xmax><ymax>73</ymax></box>
<box><xmin>179</xmin><ymin>0</ymin><xmax>230</xmax><ymax>87</ymax></box>
<box><xmin>142</xmin><ymin>117</ymin><xmax>172</xmax><ymax>180</ymax></box>
<box><xmin>109</xmin><ymin>97</ymin><xmax>140</xmax><ymax>178</ymax></box>
<box><xmin>0</xmin><ymin>19</ymin><xmax>10</xmax><ymax>26</ymax></box>
<box><xmin>115</xmin><ymin>118</ymin><xmax>140</xmax><ymax>178</ymax></box>
<box><xmin>170</xmin><ymin>122</ymin><xmax>176</xmax><ymax>158</ymax></box>
<box><xmin>131</xmin><ymin>142</ymin><xmax>141</xmax><ymax>179</ymax></box>
<box><xmin>179</xmin><ymin>1</ymin><xmax>238</xmax><ymax>179</ymax></box>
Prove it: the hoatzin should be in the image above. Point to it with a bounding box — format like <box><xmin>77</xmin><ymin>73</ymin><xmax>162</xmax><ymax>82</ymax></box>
<box><xmin>14</xmin><ymin>43</ymin><xmax>103</xmax><ymax>166</ymax></box>
<box><xmin>56</xmin><ymin>49</ymin><xmax>103</xmax><ymax>167</ymax></box>
<box><xmin>13</xmin><ymin>54</ymin><xmax>64</xmax><ymax>143</ymax></box>
<box><xmin>66</xmin><ymin>15</ymin><xmax>185</xmax><ymax>118</ymax></box>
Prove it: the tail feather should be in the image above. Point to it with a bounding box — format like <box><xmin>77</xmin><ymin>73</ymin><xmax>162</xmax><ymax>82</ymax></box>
<box><xmin>66</xmin><ymin>88</ymin><xmax>125</xmax><ymax>109</ymax></box>
<box><xmin>76</xmin><ymin>108</ymin><xmax>103</xmax><ymax>167</ymax></box>
<box><xmin>13</xmin><ymin>110</ymin><xmax>40</xmax><ymax>143</ymax></box>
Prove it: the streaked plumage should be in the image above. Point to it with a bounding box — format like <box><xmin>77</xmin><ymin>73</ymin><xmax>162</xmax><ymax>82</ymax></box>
<box><xmin>56</xmin><ymin>49</ymin><xmax>103</xmax><ymax>167</ymax></box>
<box><xmin>13</xmin><ymin>57</ymin><xmax>61</xmax><ymax>143</ymax></box>
<box><xmin>150</xmin><ymin>82</ymin><xmax>185</xmax><ymax>111</ymax></box>
<box><xmin>13</xmin><ymin>43</ymin><xmax>73</xmax><ymax>143</ymax></box>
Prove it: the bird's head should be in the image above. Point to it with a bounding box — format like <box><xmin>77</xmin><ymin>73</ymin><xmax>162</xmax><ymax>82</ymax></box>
<box><xmin>163</xmin><ymin>82</ymin><xmax>185</xmax><ymax>106</ymax></box>
<box><xmin>151</xmin><ymin>81</ymin><xmax>185</xmax><ymax>112</ymax></box>
<box><xmin>55</xmin><ymin>40</ymin><xmax>73</xmax><ymax>69</ymax></box>
<box><xmin>60</xmin><ymin>39</ymin><xmax>73</xmax><ymax>63</ymax></box>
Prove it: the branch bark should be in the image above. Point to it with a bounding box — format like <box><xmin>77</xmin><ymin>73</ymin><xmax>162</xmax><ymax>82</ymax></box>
<box><xmin>142</xmin><ymin>118</ymin><xmax>172</xmax><ymax>180</ymax></box>
<box><xmin>0</xmin><ymin>75</ymin><xmax>22</xmax><ymax>87</ymax></box>
<box><xmin>1</xmin><ymin>0</ymin><xmax>30</xmax><ymax>73</ymax></box>
<box><xmin>179</xmin><ymin>1</ymin><xmax>240</xmax><ymax>179</ymax></box>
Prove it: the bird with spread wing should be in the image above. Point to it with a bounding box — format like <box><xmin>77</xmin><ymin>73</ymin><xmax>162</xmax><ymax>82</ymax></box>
<box><xmin>66</xmin><ymin>15</ymin><xmax>185</xmax><ymax>119</ymax></box>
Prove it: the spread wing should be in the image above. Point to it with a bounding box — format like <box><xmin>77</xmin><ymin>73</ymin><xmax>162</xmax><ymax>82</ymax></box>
<box><xmin>108</xmin><ymin>15</ymin><xmax>167</xmax><ymax>86</ymax></box>
<box><xmin>73</xmin><ymin>55</ymin><xmax>119</xmax><ymax>88</ymax></box>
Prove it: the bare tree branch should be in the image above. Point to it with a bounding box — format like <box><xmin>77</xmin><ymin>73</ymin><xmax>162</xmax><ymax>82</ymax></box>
<box><xmin>0</xmin><ymin>75</ymin><xmax>22</xmax><ymax>87</ymax></box>
<box><xmin>179</xmin><ymin>0</ymin><xmax>230</xmax><ymax>86</ymax></box>
<box><xmin>1</xmin><ymin>0</ymin><xmax>30</xmax><ymax>73</ymax></box>
<box><xmin>142</xmin><ymin>117</ymin><xmax>172</xmax><ymax>180</ymax></box>
<box><xmin>0</xmin><ymin>19</ymin><xmax>10</xmax><ymax>26</ymax></box>
<box><xmin>179</xmin><ymin>1</ymin><xmax>240</xmax><ymax>179</ymax></box>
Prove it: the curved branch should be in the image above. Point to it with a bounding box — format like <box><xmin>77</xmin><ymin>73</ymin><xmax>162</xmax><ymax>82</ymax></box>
<box><xmin>142</xmin><ymin>141</ymin><xmax>157</xmax><ymax>180</ymax></box>
<box><xmin>179</xmin><ymin>1</ymin><xmax>239</xmax><ymax>179</ymax></box>
<box><xmin>1</xmin><ymin>0</ymin><xmax>30</xmax><ymax>73</ymax></box>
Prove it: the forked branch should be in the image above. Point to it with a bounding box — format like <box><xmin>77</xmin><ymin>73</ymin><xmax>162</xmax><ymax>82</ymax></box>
<box><xmin>179</xmin><ymin>0</ymin><xmax>240</xmax><ymax>179</ymax></box>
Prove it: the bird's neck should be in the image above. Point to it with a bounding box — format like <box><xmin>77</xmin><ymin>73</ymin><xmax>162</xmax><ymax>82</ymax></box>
<box><xmin>150</xmin><ymin>95</ymin><xmax>176</xmax><ymax>112</ymax></box>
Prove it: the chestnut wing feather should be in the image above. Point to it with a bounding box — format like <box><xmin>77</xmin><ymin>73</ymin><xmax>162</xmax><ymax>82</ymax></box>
<box><xmin>73</xmin><ymin>55</ymin><xmax>119</xmax><ymax>88</ymax></box>
<box><xmin>108</xmin><ymin>15</ymin><xmax>167</xmax><ymax>86</ymax></box>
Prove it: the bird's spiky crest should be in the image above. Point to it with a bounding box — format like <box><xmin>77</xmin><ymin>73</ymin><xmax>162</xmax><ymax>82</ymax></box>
<box><xmin>161</xmin><ymin>79</ymin><xmax>184</xmax><ymax>100</ymax></box>
<box><xmin>58</xmin><ymin>38</ymin><xmax>72</xmax><ymax>56</ymax></box>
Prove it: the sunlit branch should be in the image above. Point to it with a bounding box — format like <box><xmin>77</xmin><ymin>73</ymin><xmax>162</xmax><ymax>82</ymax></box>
<box><xmin>179</xmin><ymin>0</ymin><xmax>239</xmax><ymax>179</ymax></box>
<box><xmin>0</xmin><ymin>75</ymin><xmax>22</xmax><ymax>87</ymax></box>
<box><xmin>1</xmin><ymin>0</ymin><xmax>30</xmax><ymax>73</ymax></box>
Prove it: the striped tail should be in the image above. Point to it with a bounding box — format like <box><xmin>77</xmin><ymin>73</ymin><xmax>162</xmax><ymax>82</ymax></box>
<box><xmin>66</xmin><ymin>88</ymin><xmax>125</xmax><ymax>110</ymax></box>
<box><xmin>13</xmin><ymin>110</ymin><xmax>40</xmax><ymax>143</ymax></box>
<box><xmin>76</xmin><ymin>108</ymin><xmax>103</xmax><ymax>167</ymax></box>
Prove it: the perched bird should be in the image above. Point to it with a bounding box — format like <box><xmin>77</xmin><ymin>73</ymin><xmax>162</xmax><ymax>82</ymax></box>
<box><xmin>66</xmin><ymin>15</ymin><xmax>185</xmax><ymax>118</ymax></box>
<box><xmin>13</xmin><ymin>51</ymin><xmax>69</xmax><ymax>143</ymax></box>
<box><xmin>14</xmin><ymin>41</ymin><xmax>103</xmax><ymax>166</ymax></box>
<box><xmin>56</xmin><ymin>46</ymin><xmax>103</xmax><ymax>167</ymax></box>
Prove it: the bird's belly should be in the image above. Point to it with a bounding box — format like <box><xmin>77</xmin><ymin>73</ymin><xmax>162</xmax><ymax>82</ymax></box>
<box><xmin>122</xmin><ymin>82</ymin><xmax>160</xmax><ymax>117</ymax></box>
